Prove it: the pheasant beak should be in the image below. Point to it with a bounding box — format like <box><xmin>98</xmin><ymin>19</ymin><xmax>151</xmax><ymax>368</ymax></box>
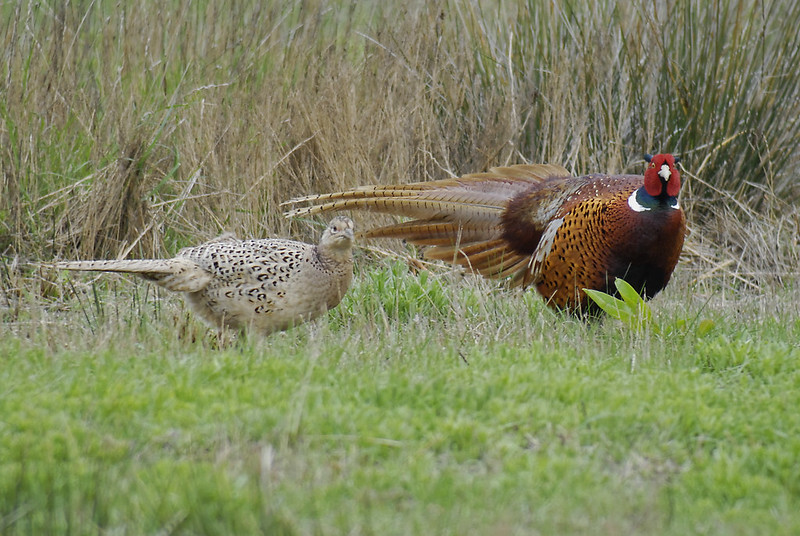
<box><xmin>658</xmin><ymin>164</ymin><xmax>672</xmax><ymax>181</ymax></box>
<box><xmin>335</xmin><ymin>224</ymin><xmax>355</xmax><ymax>247</ymax></box>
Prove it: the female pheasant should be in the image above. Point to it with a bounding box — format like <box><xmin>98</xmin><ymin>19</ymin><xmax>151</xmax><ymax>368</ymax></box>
<box><xmin>283</xmin><ymin>155</ymin><xmax>685</xmax><ymax>312</ymax></box>
<box><xmin>57</xmin><ymin>217</ymin><xmax>355</xmax><ymax>335</ymax></box>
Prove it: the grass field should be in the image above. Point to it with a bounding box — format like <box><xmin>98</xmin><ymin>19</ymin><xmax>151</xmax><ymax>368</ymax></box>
<box><xmin>2</xmin><ymin>0</ymin><xmax>800</xmax><ymax>534</ymax></box>
<box><xmin>2</xmin><ymin>264</ymin><xmax>800</xmax><ymax>534</ymax></box>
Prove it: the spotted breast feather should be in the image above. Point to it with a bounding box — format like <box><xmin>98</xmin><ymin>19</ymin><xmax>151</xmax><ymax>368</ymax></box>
<box><xmin>283</xmin><ymin>155</ymin><xmax>685</xmax><ymax>312</ymax></box>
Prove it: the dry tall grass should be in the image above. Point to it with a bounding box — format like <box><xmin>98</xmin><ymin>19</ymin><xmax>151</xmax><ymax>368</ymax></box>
<box><xmin>1</xmin><ymin>0</ymin><xmax>799</xmax><ymax>288</ymax></box>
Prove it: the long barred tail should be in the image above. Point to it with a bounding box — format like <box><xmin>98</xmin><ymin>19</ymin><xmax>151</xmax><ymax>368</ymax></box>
<box><xmin>282</xmin><ymin>163</ymin><xmax>569</xmax><ymax>285</ymax></box>
<box><xmin>56</xmin><ymin>258</ymin><xmax>212</xmax><ymax>293</ymax></box>
<box><xmin>57</xmin><ymin>259</ymin><xmax>174</xmax><ymax>274</ymax></box>
<box><xmin>282</xmin><ymin>163</ymin><xmax>568</xmax><ymax>219</ymax></box>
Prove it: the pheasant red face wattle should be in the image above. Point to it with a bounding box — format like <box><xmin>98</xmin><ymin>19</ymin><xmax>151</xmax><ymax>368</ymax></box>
<box><xmin>644</xmin><ymin>153</ymin><xmax>681</xmax><ymax>198</ymax></box>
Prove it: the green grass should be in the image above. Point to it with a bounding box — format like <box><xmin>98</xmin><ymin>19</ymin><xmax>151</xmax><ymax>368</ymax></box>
<box><xmin>2</xmin><ymin>264</ymin><xmax>799</xmax><ymax>534</ymax></box>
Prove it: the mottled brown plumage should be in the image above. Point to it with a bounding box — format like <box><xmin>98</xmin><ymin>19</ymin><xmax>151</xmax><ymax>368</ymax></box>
<box><xmin>57</xmin><ymin>217</ymin><xmax>355</xmax><ymax>334</ymax></box>
<box><xmin>283</xmin><ymin>155</ymin><xmax>685</xmax><ymax>312</ymax></box>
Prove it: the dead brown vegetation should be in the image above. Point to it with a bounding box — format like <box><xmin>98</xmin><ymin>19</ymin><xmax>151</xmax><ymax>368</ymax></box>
<box><xmin>1</xmin><ymin>1</ymin><xmax>798</xmax><ymax>291</ymax></box>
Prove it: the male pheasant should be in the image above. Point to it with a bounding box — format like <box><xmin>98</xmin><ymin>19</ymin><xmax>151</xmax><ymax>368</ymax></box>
<box><xmin>283</xmin><ymin>155</ymin><xmax>685</xmax><ymax>312</ymax></box>
<box><xmin>57</xmin><ymin>217</ymin><xmax>355</xmax><ymax>334</ymax></box>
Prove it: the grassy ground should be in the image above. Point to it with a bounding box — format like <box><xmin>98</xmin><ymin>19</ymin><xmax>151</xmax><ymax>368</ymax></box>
<box><xmin>2</xmin><ymin>0</ymin><xmax>800</xmax><ymax>534</ymax></box>
<box><xmin>2</xmin><ymin>262</ymin><xmax>800</xmax><ymax>534</ymax></box>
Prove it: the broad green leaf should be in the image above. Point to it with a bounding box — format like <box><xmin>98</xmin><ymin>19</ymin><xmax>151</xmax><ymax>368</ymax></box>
<box><xmin>585</xmin><ymin>281</ymin><xmax>657</xmax><ymax>333</ymax></box>
<box><xmin>614</xmin><ymin>278</ymin><xmax>653</xmax><ymax>325</ymax></box>
<box><xmin>584</xmin><ymin>288</ymin><xmax>627</xmax><ymax>317</ymax></box>
<box><xmin>614</xmin><ymin>278</ymin><xmax>645</xmax><ymax>308</ymax></box>
<box><xmin>696</xmin><ymin>318</ymin><xmax>716</xmax><ymax>336</ymax></box>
